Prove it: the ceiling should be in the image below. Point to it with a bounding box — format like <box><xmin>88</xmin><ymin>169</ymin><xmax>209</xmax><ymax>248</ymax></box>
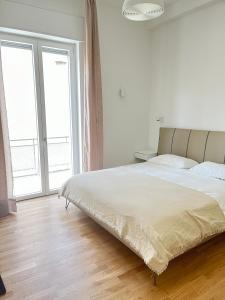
<box><xmin>106</xmin><ymin>0</ymin><xmax>180</xmax><ymax>6</ymax></box>
<box><xmin>105</xmin><ymin>0</ymin><xmax>217</xmax><ymax>29</ymax></box>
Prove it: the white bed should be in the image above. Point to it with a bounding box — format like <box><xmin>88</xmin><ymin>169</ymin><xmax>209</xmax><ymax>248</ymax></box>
<box><xmin>61</xmin><ymin>128</ymin><xmax>225</xmax><ymax>281</ymax></box>
<box><xmin>61</xmin><ymin>161</ymin><xmax>225</xmax><ymax>276</ymax></box>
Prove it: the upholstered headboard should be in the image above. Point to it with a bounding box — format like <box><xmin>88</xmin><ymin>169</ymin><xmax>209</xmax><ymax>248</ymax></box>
<box><xmin>158</xmin><ymin>128</ymin><xmax>225</xmax><ymax>164</ymax></box>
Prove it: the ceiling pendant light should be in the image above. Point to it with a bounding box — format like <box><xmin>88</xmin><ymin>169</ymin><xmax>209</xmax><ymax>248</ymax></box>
<box><xmin>122</xmin><ymin>0</ymin><xmax>165</xmax><ymax>21</ymax></box>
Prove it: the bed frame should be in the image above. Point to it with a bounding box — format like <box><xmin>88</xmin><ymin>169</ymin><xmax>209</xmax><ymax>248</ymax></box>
<box><xmin>63</xmin><ymin>127</ymin><xmax>225</xmax><ymax>286</ymax></box>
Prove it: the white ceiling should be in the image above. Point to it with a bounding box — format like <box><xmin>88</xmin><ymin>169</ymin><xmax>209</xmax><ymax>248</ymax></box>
<box><xmin>106</xmin><ymin>0</ymin><xmax>217</xmax><ymax>29</ymax></box>
<box><xmin>106</xmin><ymin>0</ymin><xmax>180</xmax><ymax>6</ymax></box>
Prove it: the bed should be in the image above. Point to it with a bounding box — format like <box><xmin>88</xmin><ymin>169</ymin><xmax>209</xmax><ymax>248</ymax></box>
<box><xmin>61</xmin><ymin>128</ymin><xmax>225</xmax><ymax>284</ymax></box>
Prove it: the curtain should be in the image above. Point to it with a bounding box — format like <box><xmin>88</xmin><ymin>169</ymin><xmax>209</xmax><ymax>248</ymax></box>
<box><xmin>83</xmin><ymin>0</ymin><xmax>103</xmax><ymax>172</ymax></box>
<box><xmin>0</xmin><ymin>46</ymin><xmax>17</xmax><ymax>218</ymax></box>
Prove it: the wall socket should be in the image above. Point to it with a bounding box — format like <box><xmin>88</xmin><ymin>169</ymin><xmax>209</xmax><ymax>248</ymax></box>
<box><xmin>119</xmin><ymin>88</ymin><xmax>126</xmax><ymax>98</ymax></box>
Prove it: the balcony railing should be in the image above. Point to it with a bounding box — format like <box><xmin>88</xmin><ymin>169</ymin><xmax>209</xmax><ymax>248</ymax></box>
<box><xmin>10</xmin><ymin>136</ymin><xmax>71</xmax><ymax>178</ymax></box>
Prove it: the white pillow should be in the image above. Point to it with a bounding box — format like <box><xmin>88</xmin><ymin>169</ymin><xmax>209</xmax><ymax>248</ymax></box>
<box><xmin>149</xmin><ymin>154</ymin><xmax>198</xmax><ymax>169</ymax></box>
<box><xmin>190</xmin><ymin>161</ymin><xmax>225</xmax><ymax>180</ymax></box>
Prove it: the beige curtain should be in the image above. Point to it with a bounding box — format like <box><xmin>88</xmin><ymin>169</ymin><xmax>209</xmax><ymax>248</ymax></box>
<box><xmin>0</xmin><ymin>46</ymin><xmax>17</xmax><ymax>218</ymax></box>
<box><xmin>83</xmin><ymin>0</ymin><xmax>103</xmax><ymax>172</ymax></box>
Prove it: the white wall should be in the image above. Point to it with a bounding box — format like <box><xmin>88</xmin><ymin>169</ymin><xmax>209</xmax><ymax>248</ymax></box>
<box><xmin>0</xmin><ymin>0</ymin><xmax>84</xmax><ymax>40</ymax></box>
<box><xmin>97</xmin><ymin>0</ymin><xmax>151</xmax><ymax>167</ymax></box>
<box><xmin>0</xmin><ymin>0</ymin><xmax>152</xmax><ymax>168</ymax></box>
<box><xmin>149</xmin><ymin>0</ymin><xmax>225</xmax><ymax>151</ymax></box>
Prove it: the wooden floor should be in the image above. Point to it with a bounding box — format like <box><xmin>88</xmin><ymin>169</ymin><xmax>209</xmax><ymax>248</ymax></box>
<box><xmin>1</xmin><ymin>197</ymin><xmax>225</xmax><ymax>300</ymax></box>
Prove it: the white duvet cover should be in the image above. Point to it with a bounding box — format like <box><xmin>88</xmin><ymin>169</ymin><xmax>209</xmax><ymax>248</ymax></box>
<box><xmin>61</xmin><ymin>162</ymin><xmax>225</xmax><ymax>275</ymax></box>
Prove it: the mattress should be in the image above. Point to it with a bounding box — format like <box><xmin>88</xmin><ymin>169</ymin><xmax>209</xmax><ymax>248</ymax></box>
<box><xmin>61</xmin><ymin>162</ymin><xmax>225</xmax><ymax>275</ymax></box>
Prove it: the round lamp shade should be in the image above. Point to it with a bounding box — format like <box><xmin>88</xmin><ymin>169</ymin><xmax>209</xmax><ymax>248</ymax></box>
<box><xmin>122</xmin><ymin>0</ymin><xmax>165</xmax><ymax>21</ymax></box>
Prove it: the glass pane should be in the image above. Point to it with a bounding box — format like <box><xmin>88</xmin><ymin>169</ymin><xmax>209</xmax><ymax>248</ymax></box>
<box><xmin>42</xmin><ymin>49</ymin><xmax>73</xmax><ymax>190</ymax></box>
<box><xmin>1</xmin><ymin>44</ymin><xmax>42</xmax><ymax>197</ymax></box>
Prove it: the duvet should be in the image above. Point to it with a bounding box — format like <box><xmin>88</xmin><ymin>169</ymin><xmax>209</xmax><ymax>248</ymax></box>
<box><xmin>61</xmin><ymin>162</ymin><xmax>225</xmax><ymax>275</ymax></box>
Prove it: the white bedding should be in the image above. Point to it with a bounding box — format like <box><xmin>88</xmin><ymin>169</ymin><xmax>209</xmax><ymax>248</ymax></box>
<box><xmin>61</xmin><ymin>162</ymin><xmax>225</xmax><ymax>275</ymax></box>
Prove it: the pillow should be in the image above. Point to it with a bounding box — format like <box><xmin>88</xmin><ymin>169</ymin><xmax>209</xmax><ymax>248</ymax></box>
<box><xmin>148</xmin><ymin>154</ymin><xmax>198</xmax><ymax>169</ymax></box>
<box><xmin>190</xmin><ymin>161</ymin><xmax>225</xmax><ymax>180</ymax></box>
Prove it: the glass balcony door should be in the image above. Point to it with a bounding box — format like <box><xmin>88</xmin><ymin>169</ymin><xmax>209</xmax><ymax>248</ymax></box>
<box><xmin>40</xmin><ymin>46</ymin><xmax>74</xmax><ymax>191</ymax></box>
<box><xmin>1</xmin><ymin>41</ymin><xmax>43</xmax><ymax>197</ymax></box>
<box><xmin>0</xmin><ymin>35</ymin><xmax>80</xmax><ymax>200</ymax></box>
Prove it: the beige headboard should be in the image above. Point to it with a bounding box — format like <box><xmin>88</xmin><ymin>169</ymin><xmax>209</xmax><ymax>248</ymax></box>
<box><xmin>158</xmin><ymin>128</ymin><xmax>225</xmax><ymax>164</ymax></box>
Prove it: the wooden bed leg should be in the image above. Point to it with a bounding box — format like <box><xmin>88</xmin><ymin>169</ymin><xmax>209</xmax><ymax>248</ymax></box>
<box><xmin>152</xmin><ymin>272</ymin><xmax>157</xmax><ymax>286</ymax></box>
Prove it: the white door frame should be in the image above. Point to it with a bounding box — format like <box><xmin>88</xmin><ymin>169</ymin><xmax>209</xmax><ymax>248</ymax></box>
<box><xmin>0</xmin><ymin>33</ymin><xmax>81</xmax><ymax>201</ymax></box>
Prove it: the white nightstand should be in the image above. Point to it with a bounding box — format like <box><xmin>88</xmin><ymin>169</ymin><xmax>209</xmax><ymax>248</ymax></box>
<box><xmin>134</xmin><ymin>150</ymin><xmax>157</xmax><ymax>161</ymax></box>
